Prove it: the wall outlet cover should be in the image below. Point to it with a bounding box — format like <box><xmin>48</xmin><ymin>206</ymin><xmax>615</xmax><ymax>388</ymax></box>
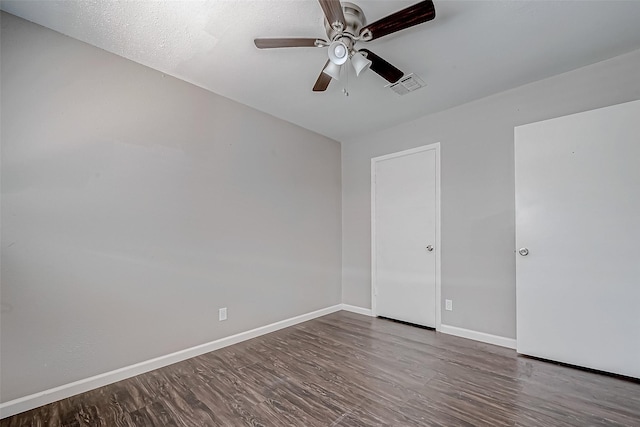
<box><xmin>219</xmin><ymin>307</ymin><xmax>227</xmax><ymax>321</ymax></box>
<box><xmin>445</xmin><ymin>299</ymin><xmax>453</xmax><ymax>311</ymax></box>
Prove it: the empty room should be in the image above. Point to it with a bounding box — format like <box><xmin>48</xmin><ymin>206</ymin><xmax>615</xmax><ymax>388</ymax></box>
<box><xmin>1</xmin><ymin>1</ymin><xmax>639</xmax><ymax>425</ymax></box>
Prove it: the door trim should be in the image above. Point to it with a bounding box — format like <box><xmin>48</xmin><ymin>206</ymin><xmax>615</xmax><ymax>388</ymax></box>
<box><xmin>371</xmin><ymin>143</ymin><xmax>441</xmax><ymax>331</ymax></box>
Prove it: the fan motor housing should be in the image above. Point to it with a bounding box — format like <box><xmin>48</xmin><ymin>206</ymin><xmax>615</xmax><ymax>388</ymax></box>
<box><xmin>325</xmin><ymin>2</ymin><xmax>366</xmax><ymax>41</ymax></box>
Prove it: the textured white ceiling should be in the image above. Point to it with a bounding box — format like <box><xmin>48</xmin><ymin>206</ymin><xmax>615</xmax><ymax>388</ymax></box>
<box><xmin>3</xmin><ymin>0</ymin><xmax>640</xmax><ymax>142</ymax></box>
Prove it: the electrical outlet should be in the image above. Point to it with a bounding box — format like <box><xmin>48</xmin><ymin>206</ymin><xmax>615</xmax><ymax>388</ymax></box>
<box><xmin>445</xmin><ymin>299</ymin><xmax>453</xmax><ymax>311</ymax></box>
<box><xmin>219</xmin><ymin>307</ymin><xmax>227</xmax><ymax>321</ymax></box>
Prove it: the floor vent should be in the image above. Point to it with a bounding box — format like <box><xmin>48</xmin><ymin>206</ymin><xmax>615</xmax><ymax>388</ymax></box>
<box><xmin>386</xmin><ymin>73</ymin><xmax>426</xmax><ymax>95</ymax></box>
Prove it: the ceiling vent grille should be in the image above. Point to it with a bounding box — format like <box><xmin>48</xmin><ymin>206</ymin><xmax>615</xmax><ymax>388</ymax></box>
<box><xmin>386</xmin><ymin>73</ymin><xmax>426</xmax><ymax>95</ymax></box>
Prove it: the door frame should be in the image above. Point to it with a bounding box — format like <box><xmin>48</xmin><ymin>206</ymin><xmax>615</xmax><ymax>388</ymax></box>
<box><xmin>371</xmin><ymin>142</ymin><xmax>441</xmax><ymax>331</ymax></box>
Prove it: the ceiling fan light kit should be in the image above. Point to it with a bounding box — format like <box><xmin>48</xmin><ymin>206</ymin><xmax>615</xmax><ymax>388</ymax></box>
<box><xmin>350</xmin><ymin>51</ymin><xmax>371</xmax><ymax>76</ymax></box>
<box><xmin>254</xmin><ymin>0</ymin><xmax>436</xmax><ymax>93</ymax></box>
<box><xmin>328</xmin><ymin>39</ymin><xmax>349</xmax><ymax>65</ymax></box>
<box><xmin>323</xmin><ymin>61</ymin><xmax>343</xmax><ymax>80</ymax></box>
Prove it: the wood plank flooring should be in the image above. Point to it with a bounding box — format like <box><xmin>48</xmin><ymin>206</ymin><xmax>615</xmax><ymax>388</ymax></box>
<box><xmin>2</xmin><ymin>311</ymin><xmax>639</xmax><ymax>426</ymax></box>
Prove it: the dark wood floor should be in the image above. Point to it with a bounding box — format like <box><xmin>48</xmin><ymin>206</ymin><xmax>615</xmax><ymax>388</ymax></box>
<box><xmin>2</xmin><ymin>311</ymin><xmax>639</xmax><ymax>426</ymax></box>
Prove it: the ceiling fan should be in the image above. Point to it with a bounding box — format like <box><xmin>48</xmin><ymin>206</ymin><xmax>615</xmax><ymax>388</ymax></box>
<box><xmin>254</xmin><ymin>0</ymin><xmax>436</xmax><ymax>92</ymax></box>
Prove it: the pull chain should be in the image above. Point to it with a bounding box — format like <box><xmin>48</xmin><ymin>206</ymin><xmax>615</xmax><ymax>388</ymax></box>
<box><xmin>342</xmin><ymin>59</ymin><xmax>350</xmax><ymax>97</ymax></box>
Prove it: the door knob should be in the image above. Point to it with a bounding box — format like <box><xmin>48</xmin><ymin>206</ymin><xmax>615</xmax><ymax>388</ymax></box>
<box><xmin>426</xmin><ymin>245</ymin><xmax>434</xmax><ymax>252</ymax></box>
<box><xmin>518</xmin><ymin>248</ymin><xmax>529</xmax><ymax>256</ymax></box>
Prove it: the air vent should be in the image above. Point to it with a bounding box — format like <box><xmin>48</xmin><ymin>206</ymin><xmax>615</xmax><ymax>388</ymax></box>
<box><xmin>386</xmin><ymin>73</ymin><xmax>426</xmax><ymax>95</ymax></box>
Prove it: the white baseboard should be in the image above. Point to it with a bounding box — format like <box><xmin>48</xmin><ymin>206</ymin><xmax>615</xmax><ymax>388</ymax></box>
<box><xmin>341</xmin><ymin>304</ymin><xmax>373</xmax><ymax>316</ymax></box>
<box><xmin>0</xmin><ymin>304</ymin><xmax>342</xmax><ymax>419</ymax></box>
<box><xmin>439</xmin><ymin>324</ymin><xmax>517</xmax><ymax>349</ymax></box>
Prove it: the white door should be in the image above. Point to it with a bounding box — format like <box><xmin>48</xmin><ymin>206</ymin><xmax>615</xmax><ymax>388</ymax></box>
<box><xmin>372</xmin><ymin>144</ymin><xmax>439</xmax><ymax>328</ymax></box>
<box><xmin>515</xmin><ymin>100</ymin><xmax>640</xmax><ymax>378</ymax></box>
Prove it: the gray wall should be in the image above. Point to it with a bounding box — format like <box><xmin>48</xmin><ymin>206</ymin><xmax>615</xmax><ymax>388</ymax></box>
<box><xmin>0</xmin><ymin>12</ymin><xmax>341</xmax><ymax>402</ymax></box>
<box><xmin>342</xmin><ymin>49</ymin><xmax>640</xmax><ymax>339</ymax></box>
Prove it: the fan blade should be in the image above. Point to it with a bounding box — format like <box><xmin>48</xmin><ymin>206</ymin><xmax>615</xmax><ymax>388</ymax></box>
<box><xmin>313</xmin><ymin>61</ymin><xmax>332</xmax><ymax>92</ymax></box>
<box><xmin>318</xmin><ymin>0</ymin><xmax>346</xmax><ymax>28</ymax></box>
<box><xmin>359</xmin><ymin>49</ymin><xmax>404</xmax><ymax>83</ymax></box>
<box><xmin>254</xmin><ymin>38</ymin><xmax>325</xmax><ymax>49</ymax></box>
<box><xmin>360</xmin><ymin>0</ymin><xmax>435</xmax><ymax>41</ymax></box>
